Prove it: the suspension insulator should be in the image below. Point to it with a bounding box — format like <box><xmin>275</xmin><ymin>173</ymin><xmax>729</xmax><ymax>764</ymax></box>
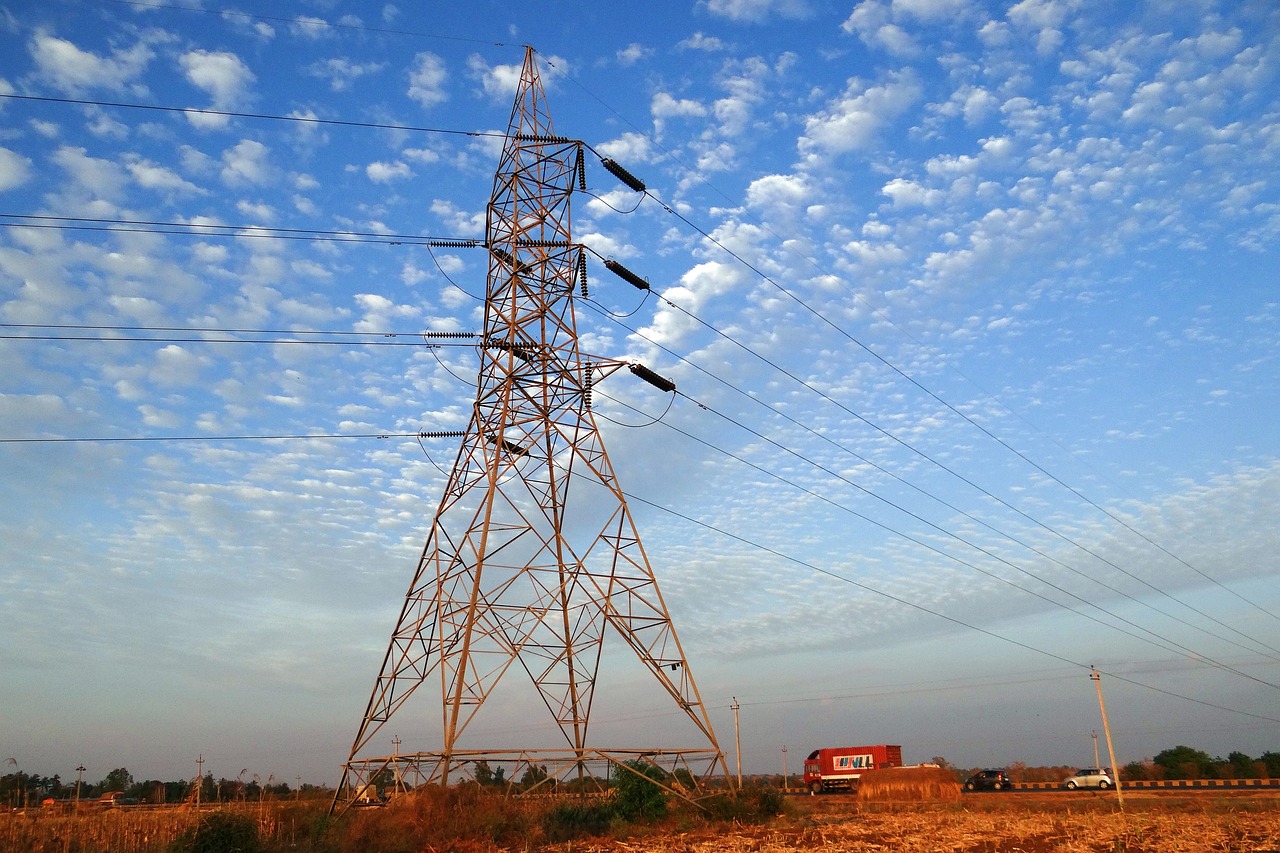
<box><xmin>601</xmin><ymin>158</ymin><xmax>646</xmax><ymax>193</ymax></box>
<box><xmin>604</xmin><ymin>259</ymin><xmax>649</xmax><ymax>290</ymax></box>
<box><xmin>629</xmin><ymin>362</ymin><xmax>675</xmax><ymax>393</ymax></box>
<box><xmin>486</xmin><ymin>432</ymin><xmax>529</xmax><ymax>457</ymax></box>
<box><xmin>576</xmin><ymin>146</ymin><xmax>587</xmax><ymax>191</ymax></box>
<box><xmin>491</xmin><ymin>247</ymin><xmax>514</xmax><ymax>266</ymax></box>
<box><xmin>584</xmin><ymin>363</ymin><xmax>594</xmax><ymax>409</ymax></box>
<box><xmin>578</xmin><ymin>252</ymin><xmax>589</xmax><ymax>298</ymax></box>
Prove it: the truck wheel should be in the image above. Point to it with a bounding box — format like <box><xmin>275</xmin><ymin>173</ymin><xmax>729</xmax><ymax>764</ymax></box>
<box><xmin>809</xmin><ymin>781</ymin><xmax>823</xmax><ymax>794</ymax></box>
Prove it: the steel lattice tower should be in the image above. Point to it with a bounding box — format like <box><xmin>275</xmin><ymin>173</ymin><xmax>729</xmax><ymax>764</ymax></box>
<box><xmin>335</xmin><ymin>47</ymin><xmax>727</xmax><ymax>804</ymax></box>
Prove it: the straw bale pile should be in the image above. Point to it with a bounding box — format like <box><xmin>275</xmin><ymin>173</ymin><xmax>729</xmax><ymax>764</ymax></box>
<box><xmin>854</xmin><ymin>764</ymin><xmax>961</xmax><ymax>802</ymax></box>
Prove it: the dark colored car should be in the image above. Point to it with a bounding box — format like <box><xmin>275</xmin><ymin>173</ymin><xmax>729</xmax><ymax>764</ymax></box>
<box><xmin>964</xmin><ymin>769</ymin><xmax>1013</xmax><ymax>791</ymax></box>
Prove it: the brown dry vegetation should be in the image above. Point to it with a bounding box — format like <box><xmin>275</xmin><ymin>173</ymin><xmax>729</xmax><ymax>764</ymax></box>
<box><xmin>4</xmin><ymin>789</ymin><xmax>1280</xmax><ymax>852</ymax></box>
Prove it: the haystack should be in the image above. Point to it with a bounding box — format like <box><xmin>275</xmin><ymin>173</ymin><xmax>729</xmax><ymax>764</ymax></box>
<box><xmin>855</xmin><ymin>765</ymin><xmax>962</xmax><ymax>802</ymax></box>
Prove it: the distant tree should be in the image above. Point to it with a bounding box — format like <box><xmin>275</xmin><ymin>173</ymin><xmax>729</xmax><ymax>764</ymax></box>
<box><xmin>518</xmin><ymin>764</ymin><xmax>548</xmax><ymax>790</ymax></box>
<box><xmin>1261</xmin><ymin>752</ymin><xmax>1280</xmax><ymax>779</ymax></box>
<box><xmin>1227</xmin><ymin>751</ymin><xmax>1256</xmax><ymax>779</ymax></box>
<box><xmin>99</xmin><ymin>768</ymin><xmax>133</xmax><ymax>793</ymax></box>
<box><xmin>1153</xmin><ymin>746</ymin><xmax>1213</xmax><ymax>779</ymax></box>
<box><xmin>200</xmin><ymin>773</ymin><xmax>216</xmax><ymax>803</ymax></box>
<box><xmin>1006</xmin><ymin>762</ymin><xmax>1027</xmax><ymax>783</ymax></box>
<box><xmin>472</xmin><ymin>760</ymin><xmax>494</xmax><ymax>786</ymax></box>
<box><xmin>1122</xmin><ymin>759</ymin><xmax>1161</xmax><ymax>781</ymax></box>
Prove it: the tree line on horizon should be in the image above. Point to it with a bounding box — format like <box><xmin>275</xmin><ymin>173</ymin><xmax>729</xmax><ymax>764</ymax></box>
<box><xmin>4</xmin><ymin>744</ymin><xmax>1279</xmax><ymax>808</ymax></box>
<box><xmin>1</xmin><ymin>766</ymin><xmax>333</xmax><ymax>809</ymax></box>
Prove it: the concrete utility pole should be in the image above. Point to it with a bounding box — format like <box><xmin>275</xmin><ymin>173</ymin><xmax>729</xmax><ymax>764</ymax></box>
<box><xmin>732</xmin><ymin>698</ymin><xmax>742</xmax><ymax>790</ymax></box>
<box><xmin>1090</xmin><ymin>667</ymin><xmax>1124</xmax><ymax>811</ymax></box>
<box><xmin>196</xmin><ymin>754</ymin><xmax>204</xmax><ymax>807</ymax></box>
<box><xmin>1092</xmin><ymin>730</ymin><xmax>1100</xmax><ymax>768</ymax></box>
<box><xmin>75</xmin><ymin>765</ymin><xmax>85</xmax><ymax>803</ymax></box>
<box><xmin>781</xmin><ymin>745</ymin><xmax>788</xmax><ymax>792</ymax></box>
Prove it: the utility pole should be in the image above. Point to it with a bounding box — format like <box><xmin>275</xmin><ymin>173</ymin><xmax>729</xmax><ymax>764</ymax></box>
<box><xmin>1090</xmin><ymin>667</ymin><xmax>1124</xmax><ymax>811</ymax></box>
<box><xmin>196</xmin><ymin>754</ymin><xmax>204</xmax><ymax>807</ymax></box>
<box><xmin>732</xmin><ymin>698</ymin><xmax>742</xmax><ymax>790</ymax></box>
<box><xmin>1092</xmin><ymin>730</ymin><xmax>1100</xmax><ymax>768</ymax></box>
<box><xmin>75</xmin><ymin>765</ymin><xmax>85</xmax><ymax>804</ymax></box>
<box><xmin>781</xmin><ymin>745</ymin><xmax>788</xmax><ymax>792</ymax></box>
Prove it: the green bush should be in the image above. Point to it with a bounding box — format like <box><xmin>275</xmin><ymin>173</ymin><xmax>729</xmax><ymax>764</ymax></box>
<box><xmin>169</xmin><ymin>811</ymin><xmax>261</xmax><ymax>853</ymax></box>
<box><xmin>700</xmin><ymin>783</ymin><xmax>786</xmax><ymax>824</ymax></box>
<box><xmin>611</xmin><ymin>759</ymin><xmax>667</xmax><ymax>822</ymax></box>
<box><xmin>542</xmin><ymin>800</ymin><xmax>616</xmax><ymax>841</ymax></box>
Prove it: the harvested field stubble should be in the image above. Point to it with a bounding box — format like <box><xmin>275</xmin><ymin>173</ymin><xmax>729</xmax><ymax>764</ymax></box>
<box><xmin>4</xmin><ymin>791</ymin><xmax>1280</xmax><ymax>852</ymax></box>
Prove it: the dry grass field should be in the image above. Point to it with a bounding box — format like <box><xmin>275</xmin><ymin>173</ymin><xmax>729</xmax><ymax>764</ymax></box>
<box><xmin>4</xmin><ymin>789</ymin><xmax>1279</xmax><ymax>852</ymax></box>
<box><xmin>641</xmin><ymin>791</ymin><xmax>1280</xmax><ymax>853</ymax></box>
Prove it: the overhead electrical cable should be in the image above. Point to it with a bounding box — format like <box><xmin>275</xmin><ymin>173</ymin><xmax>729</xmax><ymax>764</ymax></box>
<box><xmin>0</xmin><ymin>214</ymin><xmax>482</xmax><ymax>247</ymax></box>
<box><xmin>558</xmin><ymin>47</ymin><xmax>1278</xmax><ymax>628</ymax></box>
<box><xmin>0</xmin><ymin>432</ymin><xmax>465</xmax><ymax>444</ymax></box>
<box><xmin>581</xmin><ymin>295</ymin><xmax>1280</xmax><ymax>662</ymax></box>
<box><xmin>0</xmin><ymin>93</ymin><xmax>545</xmax><ymax>142</ymax></box>
<box><xmin>592</xmin><ymin>386</ymin><xmax>1280</xmax><ymax>687</ymax></box>
<box><xmin>582</xmin><ymin>172</ymin><xmax>1280</xmax><ymax>658</ymax></box>
<box><xmin>618</xmin><ymin>487</ymin><xmax>1280</xmax><ymax>725</ymax></box>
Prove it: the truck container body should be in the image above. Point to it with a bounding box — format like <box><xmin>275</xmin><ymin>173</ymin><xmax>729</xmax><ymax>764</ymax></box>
<box><xmin>803</xmin><ymin>744</ymin><xmax>903</xmax><ymax>792</ymax></box>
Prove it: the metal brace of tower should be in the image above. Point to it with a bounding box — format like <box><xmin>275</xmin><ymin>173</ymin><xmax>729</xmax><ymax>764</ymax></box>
<box><xmin>334</xmin><ymin>46</ymin><xmax>727</xmax><ymax>806</ymax></box>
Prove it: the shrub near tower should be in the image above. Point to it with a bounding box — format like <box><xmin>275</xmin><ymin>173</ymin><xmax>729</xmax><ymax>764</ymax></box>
<box><xmin>803</xmin><ymin>745</ymin><xmax>903</xmax><ymax>793</ymax></box>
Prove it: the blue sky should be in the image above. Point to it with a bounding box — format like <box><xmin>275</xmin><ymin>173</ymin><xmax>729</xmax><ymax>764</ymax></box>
<box><xmin>2</xmin><ymin>0</ymin><xmax>1279</xmax><ymax>788</ymax></box>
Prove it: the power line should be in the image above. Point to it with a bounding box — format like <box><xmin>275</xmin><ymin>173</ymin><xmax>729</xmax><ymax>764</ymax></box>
<box><xmin>619</xmin><ymin>487</ymin><xmax>1280</xmax><ymax>725</ymax></box>
<box><xmin>582</xmin><ymin>296</ymin><xmax>1280</xmax><ymax>662</ymax></box>
<box><xmin>585</xmin><ymin>200</ymin><xmax>1280</xmax><ymax>655</ymax></box>
<box><xmin>0</xmin><ymin>214</ymin><xmax>482</xmax><ymax>247</ymax></box>
<box><xmin>0</xmin><ymin>432</ymin><xmax>465</xmax><ymax>444</ymax></box>
<box><xmin>591</xmin><ymin>385</ymin><xmax>1280</xmax><ymax>688</ymax></box>
<box><xmin>0</xmin><ymin>93</ymin><xmax>572</xmax><ymax>142</ymax></box>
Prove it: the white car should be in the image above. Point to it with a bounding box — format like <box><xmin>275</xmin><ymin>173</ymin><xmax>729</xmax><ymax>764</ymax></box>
<box><xmin>1062</xmin><ymin>768</ymin><xmax>1113</xmax><ymax>789</ymax></box>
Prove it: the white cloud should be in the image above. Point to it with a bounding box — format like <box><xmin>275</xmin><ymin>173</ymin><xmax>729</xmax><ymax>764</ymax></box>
<box><xmin>745</xmin><ymin>173</ymin><xmax>812</xmax><ymax>213</ymax></box>
<box><xmin>51</xmin><ymin>145</ymin><xmax>127</xmax><ymax>200</ymax></box>
<box><xmin>307</xmin><ymin>57</ymin><xmax>385</xmax><ymax>92</ymax></box>
<box><xmin>28</xmin><ymin>31</ymin><xmax>154</xmax><ymax>94</ymax></box>
<box><xmin>843</xmin><ymin>1</ymin><xmax>920</xmax><ymax>56</ymax></box>
<box><xmin>798</xmin><ymin>70</ymin><xmax>922</xmax><ymax>162</ymax></box>
<box><xmin>677</xmin><ymin>32</ymin><xmax>726</xmax><ymax>52</ymax></box>
<box><xmin>179</xmin><ymin>49</ymin><xmax>255</xmax><ymax>128</ymax></box>
<box><xmin>0</xmin><ymin>147</ymin><xmax>33</xmax><ymax>192</ymax></box>
<box><xmin>616</xmin><ymin>43</ymin><xmax>652</xmax><ymax>66</ymax></box>
<box><xmin>366</xmin><ymin>161</ymin><xmax>412</xmax><ymax>183</ymax></box>
<box><xmin>703</xmin><ymin>0</ymin><xmax>812</xmax><ymax>23</ymax></box>
<box><xmin>289</xmin><ymin>16</ymin><xmax>331</xmax><ymax>39</ymax></box>
<box><xmin>596</xmin><ymin>132</ymin><xmax>653</xmax><ymax>163</ymax></box>
<box><xmin>466</xmin><ymin>53</ymin><xmax>567</xmax><ymax>101</ymax></box>
<box><xmin>149</xmin><ymin>344</ymin><xmax>204</xmax><ymax>388</ymax></box>
<box><xmin>407</xmin><ymin>52</ymin><xmax>447</xmax><ymax>108</ymax></box>
<box><xmin>220</xmin><ymin>139</ymin><xmax>272</xmax><ymax>186</ymax></box>
<box><xmin>125</xmin><ymin>157</ymin><xmax>205</xmax><ymax>194</ymax></box>
<box><xmin>652</xmin><ymin>92</ymin><xmax>707</xmax><ymax>136</ymax></box>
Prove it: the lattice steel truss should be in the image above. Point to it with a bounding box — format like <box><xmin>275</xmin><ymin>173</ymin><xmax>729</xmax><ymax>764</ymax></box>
<box><xmin>334</xmin><ymin>47</ymin><xmax>727</xmax><ymax>807</ymax></box>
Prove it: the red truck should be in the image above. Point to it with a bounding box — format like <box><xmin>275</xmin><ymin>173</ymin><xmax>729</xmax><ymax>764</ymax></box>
<box><xmin>803</xmin><ymin>744</ymin><xmax>903</xmax><ymax>792</ymax></box>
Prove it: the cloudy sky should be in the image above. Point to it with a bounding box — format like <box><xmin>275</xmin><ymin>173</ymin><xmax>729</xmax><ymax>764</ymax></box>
<box><xmin>2</xmin><ymin>0</ymin><xmax>1278</xmax><ymax>788</ymax></box>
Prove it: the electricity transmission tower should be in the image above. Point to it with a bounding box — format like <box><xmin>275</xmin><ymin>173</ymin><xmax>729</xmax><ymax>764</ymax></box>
<box><xmin>334</xmin><ymin>46</ymin><xmax>727</xmax><ymax>806</ymax></box>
